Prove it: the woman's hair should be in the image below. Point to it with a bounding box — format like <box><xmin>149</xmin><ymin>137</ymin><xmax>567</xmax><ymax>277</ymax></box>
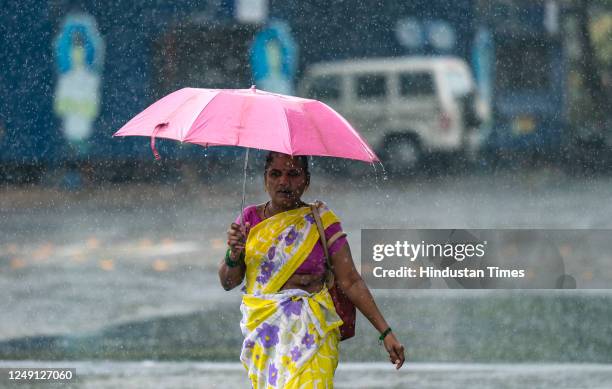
<box><xmin>264</xmin><ymin>152</ymin><xmax>310</xmax><ymax>180</ymax></box>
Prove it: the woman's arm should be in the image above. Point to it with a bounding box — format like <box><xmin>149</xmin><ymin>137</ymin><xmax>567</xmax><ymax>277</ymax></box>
<box><xmin>331</xmin><ymin>242</ymin><xmax>406</xmax><ymax>369</ymax></box>
<box><xmin>218</xmin><ymin>222</ymin><xmax>249</xmax><ymax>291</ymax></box>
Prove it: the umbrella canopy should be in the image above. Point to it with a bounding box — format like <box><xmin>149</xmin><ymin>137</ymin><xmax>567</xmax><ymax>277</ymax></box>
<box><xmin>113</xmin><ymin>86</ymin><xmax>379</xmax><ymax>163</ymax></box>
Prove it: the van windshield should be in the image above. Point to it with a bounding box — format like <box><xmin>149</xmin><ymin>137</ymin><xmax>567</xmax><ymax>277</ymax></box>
<box><xmin>444</xmin><ymin>69</ymin><xmax>471</xmax><ymax>97</ymax></box>
<box><xmin>399</xmin><ymin>72</ymin><xmax>434</xmax><ymax>97</ymax></box>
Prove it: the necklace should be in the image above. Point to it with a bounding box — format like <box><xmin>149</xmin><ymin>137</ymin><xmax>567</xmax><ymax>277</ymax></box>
<box><xmin>263</xmin><ymin>200</ymin><xmax>307</xmax><ymax>219</ymax></box>
<box><xmin>263</xmin><ymin>201</ymin><xmax>270</xmax><ymax>219</ymax></box>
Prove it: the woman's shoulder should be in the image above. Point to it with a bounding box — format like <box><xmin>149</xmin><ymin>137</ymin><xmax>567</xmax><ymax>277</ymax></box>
<box><xmin>311</xmin><ymin>199</ymin><xmax>327</xmax><ymax>209</ymax></box>
<box><xmin>311</xmin><ymin>199</ymin><xmax>334</xmax><ymax>211</ymax></box>
<box><xmin>236</xmin><ymin>204</ymin><xmax>265</xmax><ymax>225</ymax></box>
<box><xmin>310</xmin><ymin>200</ymin><xmax>340</xmax><ymax>219</ymax></box>
<box><xmin>243</xmin><ymin>204</ymin><xmax>260</xmax><ymax>212</ymax></box>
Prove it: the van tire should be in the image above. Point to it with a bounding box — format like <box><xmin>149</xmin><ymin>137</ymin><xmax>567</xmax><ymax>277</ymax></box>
<box><xmin>381</xmin><ymin>134</ymin><xmax>422</xmax><ymax>175</ymax></box>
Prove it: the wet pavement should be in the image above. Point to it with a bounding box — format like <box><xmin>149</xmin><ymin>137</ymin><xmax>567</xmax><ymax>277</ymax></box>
<box><xmin>1</xmin><ymin>361</ymin><xmax>612</xmax><ymax>389</ymax></box>
<box><xmin>1</xmin><ymin>170</ymin><xmax>612</xmax><ymax>365</ymax></box>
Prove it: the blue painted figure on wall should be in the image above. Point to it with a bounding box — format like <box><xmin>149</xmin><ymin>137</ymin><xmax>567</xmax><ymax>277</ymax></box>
<box><xmin>53</xmin><ymin>12</ymin><xmax>105</xmax><ymax>157</ymax></box>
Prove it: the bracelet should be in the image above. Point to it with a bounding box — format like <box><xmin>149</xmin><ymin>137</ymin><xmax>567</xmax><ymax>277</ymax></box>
<box><xmin>378</xmin><ymin>327</ymin><xmax>392</xmax><ymax>345</ymax></box>
<box><xmin>225</xmin><ymin>248</ymin><xmax>244</xmax><ymax>268</ymax></box>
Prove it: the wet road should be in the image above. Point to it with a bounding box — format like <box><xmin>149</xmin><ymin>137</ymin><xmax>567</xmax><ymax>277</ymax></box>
<box><xmin>1</xmin><ymin>169</ymin><xmax>612</xmax><ymax>363</ymax></box>
<box><xmin>2</xmin><ymin>361</ymin><xmax>612</xmax><ymax>389</ymax></box>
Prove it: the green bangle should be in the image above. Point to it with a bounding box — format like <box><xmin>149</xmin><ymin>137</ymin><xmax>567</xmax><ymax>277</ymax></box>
<box><xmin>225</xmin><ymin>248</ymin><xmax>244</xmax><ymax>268</ymax></box>
<box><xmin>379</xmin><ymin>327</ymin><xmax>392</xmax><ymax>344</ymax></box>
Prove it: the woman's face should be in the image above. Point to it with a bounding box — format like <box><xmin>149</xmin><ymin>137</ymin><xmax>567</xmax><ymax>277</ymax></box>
<box><xmin>264</xmin><ymin>154</ymin><xmax>309</xmax><ymax>209</ymax></box>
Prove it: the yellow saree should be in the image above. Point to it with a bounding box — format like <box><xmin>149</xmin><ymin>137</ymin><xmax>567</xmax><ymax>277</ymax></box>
<box><xmin>240</xmin><ymin>204</ymin><xmax>343</xmax><ymax>388</ymax></box>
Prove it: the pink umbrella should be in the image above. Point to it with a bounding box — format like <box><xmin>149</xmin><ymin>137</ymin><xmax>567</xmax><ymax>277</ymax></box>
<box><xmin>113</xmin><ymin>86</ymin><xmax>378</xmax><ymax>163</ymax></box>
<box><xmin>113</xmin><ymin>86</ymin><xmax>380</xmax><ymax>223</ymax></box>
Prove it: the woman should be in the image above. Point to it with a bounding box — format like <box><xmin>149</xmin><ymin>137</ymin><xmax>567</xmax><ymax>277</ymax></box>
<box><xmin>219</xmin><ymin>152</ymin><xmax>405</xmax><ymax>388</ymax></box>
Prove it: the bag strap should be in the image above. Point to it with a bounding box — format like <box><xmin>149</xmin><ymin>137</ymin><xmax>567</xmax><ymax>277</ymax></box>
<box><xmin>310</xmin><ymin>202</ymin><xmax>331</xmax><ymax>269</ymax></box>
<box><xmin>327</xmin><ymin>231</ymin><xmax>346</xmax><ymax>248</ymax></box>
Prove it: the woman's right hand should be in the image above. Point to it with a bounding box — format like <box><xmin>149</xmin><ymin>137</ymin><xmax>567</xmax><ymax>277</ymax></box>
<box><xmin>383</xmin><ymin>332</ymin><xmax>405</xmax><ymax>370</ymax></box>
<box><xmin>227</xmin><ymin>222</ymin><xmax>250</xmax><ymax>260</ymax></box>
<box><xmin>220</xmin><ymin>222</ymin><xmax>250</xmax><ymax>290</ymax></box>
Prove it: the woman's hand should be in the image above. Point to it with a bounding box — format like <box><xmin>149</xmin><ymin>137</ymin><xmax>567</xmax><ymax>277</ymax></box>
<box><xmin>219</xmin><ymin>222</ymin><xmax>250</xmax><ymax>291</ymax></box>
<box><xmin>383</xmin><ymin>332</ymin><xmax>405</xmax><ymax>369</ymax></box>
<box><xmin>227</xmin><ymin>222</ymin><xmax>250</xmax><ymax>260</ymax></box>
<box><xmin>330</xmin><ymin>244</ymin><xmax>406</xmax><ymax>369</ymax></box>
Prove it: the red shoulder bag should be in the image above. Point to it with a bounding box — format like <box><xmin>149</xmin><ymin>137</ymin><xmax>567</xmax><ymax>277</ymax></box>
<box><xmin>310</xmin><ymin>204</ymin><xmax>356</xmax><ymax>341</ymax></box>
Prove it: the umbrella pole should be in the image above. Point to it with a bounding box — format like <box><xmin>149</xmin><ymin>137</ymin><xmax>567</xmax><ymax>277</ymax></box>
<box><xmin>239</xmin><ymin>147</ymin><xmax>250</xmax><ymax>229</ymax></box>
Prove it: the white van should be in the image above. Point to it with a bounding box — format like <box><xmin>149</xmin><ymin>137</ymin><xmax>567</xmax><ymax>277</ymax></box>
<box><xmin>299</xmin><ymin>56</ymin><xmax>485</xmax><ymax>173</ymax></box>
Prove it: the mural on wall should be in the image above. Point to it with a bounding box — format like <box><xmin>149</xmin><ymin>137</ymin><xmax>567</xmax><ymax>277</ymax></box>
<box><xmin>53</xmin><ymin>12</ymin><xmax>105</xmax><ymax>155</ymax></box>
<box><xmin>395</xmin><ymin>17</ymin><xmax>457</xmax><ymax>53</ymax></box>
<box><xmin>472</xmin><ymin>26</ymin><xmax>494</xmax><ymax>128</ymax></box>
<box><xmin>250</xmin><ymin>20</ymin><xmax>297</xmax><ymax>95</ymax></box>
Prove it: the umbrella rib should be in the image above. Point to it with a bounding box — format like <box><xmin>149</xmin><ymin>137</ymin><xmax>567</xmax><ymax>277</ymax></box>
<box><xmin>237</xmin><ymin>95</ymin><xmax>252</xmax><ymax>146</ymax></box>
<box><xmin>303</xmin><ymin>102</ymin><xmax>329</xmax><ymax>157</ymax></box>
<box><xmin>280</xmin><ymin>104</ymin><xmax>293</xmax><ymax>155</ymax></box>
<box><xmin>183</xmin><ymin>90</ymin><xmax>221</xmax><ymax>141</ymax></box>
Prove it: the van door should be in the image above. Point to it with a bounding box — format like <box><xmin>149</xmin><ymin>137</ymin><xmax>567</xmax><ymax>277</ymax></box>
<box><xmin>348</xmin><ymin>73</ymin><xmax>390</xmax><ymax>149</ymax></box>
<box><xmin>395</xmin><ymin>71</ymin><xmax>443</xmax><ymax>150</ymax></box>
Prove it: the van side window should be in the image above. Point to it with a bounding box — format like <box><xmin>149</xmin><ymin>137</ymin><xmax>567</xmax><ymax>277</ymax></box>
<box><xmin>356</xmin><ymin>74</ymin><xmax>386</xmax><ymax>99</ymax></box>
<box><xmin>399</xmin><ymin>73</ymin><xmax>434</xmax><ymax>97</ymax></box>
<box><xmin>308</xmin><ymin>75</ymin><xmax>341</xmax><ymax>101</ymax></box>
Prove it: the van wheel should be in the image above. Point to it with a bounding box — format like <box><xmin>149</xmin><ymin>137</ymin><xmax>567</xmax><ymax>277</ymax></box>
<box><xmin>382</xmin><ymin>135</ymin><xmax>422</xmax><ymax>175</ymax></box>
